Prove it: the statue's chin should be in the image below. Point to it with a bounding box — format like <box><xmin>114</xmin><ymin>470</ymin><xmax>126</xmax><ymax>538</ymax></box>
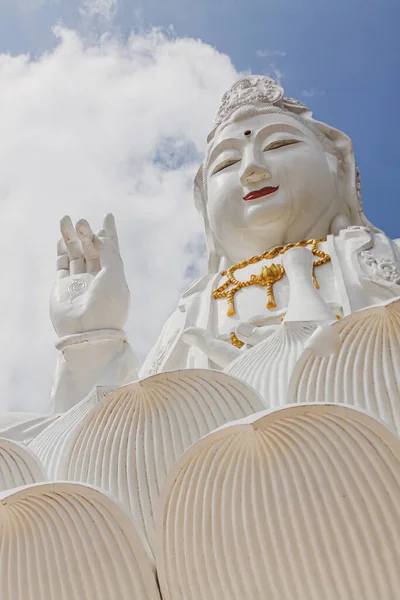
<box><xmin>244</xmin><ymin>195</ymin><xmax>291</xmax><ymax>229</ymax></box>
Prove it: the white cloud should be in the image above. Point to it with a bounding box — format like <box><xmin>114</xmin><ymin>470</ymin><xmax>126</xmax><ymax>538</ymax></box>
<box><xmin>0</xmin><ymin>26</ymin><xmax>239</xmax><ymax>411</ymax></box>
<box><xmin>80</xmin><ymin>0</ymin><xmax>117</xmax><ymax>21</ymax></box>
<box><xmin>302</xmin><ymin>88</ymin><xmax>326</xmax><ymax>98</ymax></box>
<box><xmin>256</xmin><ymin>50</ymin><xmax>286</xmax><ymax>58</ymax></box>
<box><xmin>266</xmin><ymin>66</ymin><xmax>284</xmax><ymax>85</ymax></box>
<box><xmin>256</xmin><ymin>51</ymin><xmax>286</xmax><ymax>85</ymax></box>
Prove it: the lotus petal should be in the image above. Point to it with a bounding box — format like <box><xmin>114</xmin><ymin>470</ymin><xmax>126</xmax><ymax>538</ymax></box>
<box><xmin>158</xmin><ymin>404</ymin><xmax>400</xmax><ymax>600</ymax></box>
<box><xmin>0</xmin><ymin>482</ymin><xmax>160</xmax><ymax>600</ymax></box>
<box><xmin>225</xmin><ymin>323</ymin><xmax>315</xmax><ymax>407</ymax></box>
<box><xmin>29</xmin><ymin>386</ymin><xmax>114</xmax><ymax>477</ymax></box>
<box><xmin>0</xmin><ymin>437</ymin><xmax>47</xmax><ymax>491</ymax></box>
<box><xmin>56</xmin><ymin>369</ymin><xmax>265</xmax><ymax>551</ymax></box>
<box><xmin>0</xmin><ymin>413</ymin><xmax>57</xmax><ymax>443</ymax></box>
<box><xmin>288</xmin><ymin>298</ymin><xmax>400</xmax><ymax>434</ymax></box>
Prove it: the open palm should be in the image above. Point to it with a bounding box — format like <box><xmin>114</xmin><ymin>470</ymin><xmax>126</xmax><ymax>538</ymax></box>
<box><xmin>50</xmin><ymin>214</ymin><xmax>130</xmax><ymax>338</ymax></box>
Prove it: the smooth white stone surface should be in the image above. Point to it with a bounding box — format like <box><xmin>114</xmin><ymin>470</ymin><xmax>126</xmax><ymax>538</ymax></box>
<box><xmin>282</xmin><ymin>247</ymin><xmax>337</xmax><ymax>324</ymax></box>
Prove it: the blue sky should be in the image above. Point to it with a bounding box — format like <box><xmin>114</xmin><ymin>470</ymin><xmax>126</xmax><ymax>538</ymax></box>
<box><xmin>0</xmin><ymin>0</ymin><xmax>399</xmax><ymax>410</ymax></box>
<box><xmin>1</xmin><ymin>0</ymin><xmax>399</xmax><ymax>236</ymax></box>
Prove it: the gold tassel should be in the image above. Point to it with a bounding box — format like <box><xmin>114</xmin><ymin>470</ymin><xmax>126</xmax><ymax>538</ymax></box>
<box><xmin>227</xmin><ymin>292</ymin><xmax>235</xmax><ymax>317</ymax></box>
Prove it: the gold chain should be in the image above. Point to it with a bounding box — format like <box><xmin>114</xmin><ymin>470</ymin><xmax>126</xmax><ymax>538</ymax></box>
<box><xmin>213</xmin><ymin>238</ymin><xmax>330</xmax><ymax>317</ymax></box>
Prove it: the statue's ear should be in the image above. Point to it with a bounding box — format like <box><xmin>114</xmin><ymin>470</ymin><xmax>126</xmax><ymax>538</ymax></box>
<box><xmin>194</xmin><ymin>165</ymin><xmax>222</xmax><ymax>273</ymax></box>
<box><xmin>312</xmin><ymin>119</ymin><xmax>369</xmax><ymax>227</ymax></box>
<box><xmin>194</xmin><ymin>165</ymin><xmax>205</xmax><ymax>215</ymax></box>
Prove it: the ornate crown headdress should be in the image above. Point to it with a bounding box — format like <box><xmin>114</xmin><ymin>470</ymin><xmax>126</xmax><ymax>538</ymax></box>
<box><xmin>212</xmin><ymin>75</ymin><xmax>311</xmax><ymax>139</ymax></box>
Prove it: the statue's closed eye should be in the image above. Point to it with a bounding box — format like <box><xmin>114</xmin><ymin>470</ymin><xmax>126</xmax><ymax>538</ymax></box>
<box><xmin>211</xmin><ymin>158</ymin><xmax>241</xmax><ymax>176</ymax></box>
<box><xmin>263</xmin><ymin>139</ymin><xmax>301</xmax><ymax>152</ymax></box>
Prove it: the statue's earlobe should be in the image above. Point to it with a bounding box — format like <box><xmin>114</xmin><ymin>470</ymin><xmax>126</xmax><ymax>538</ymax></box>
<box><xmin>194</xmin><ymin>164</ymin><xmax>222</xmax><ymax>273</ymax></box>
<box><xmin>329</xmin><ymin>214</ymin><xmax>351</xmax><ymax>235</ymax></box>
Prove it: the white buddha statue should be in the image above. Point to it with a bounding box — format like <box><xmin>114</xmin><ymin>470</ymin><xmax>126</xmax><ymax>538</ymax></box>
<box><xmin>45</xmin><ymin>75</ymin><xmax>400</xmax><ymax>413</ymax></box>
<box><xmin>1</xmin><ymin>76</ymin><xmax>400</xmax><ymax>600</ymax></box>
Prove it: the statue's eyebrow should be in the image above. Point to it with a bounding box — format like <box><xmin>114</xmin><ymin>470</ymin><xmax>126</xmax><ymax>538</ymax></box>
<box><xmin>255</xmin><ymin>122</ymin><xmax>304</xmax><ymax>141</ymax></box>
<box><xmin>208</xmin><ymin>138</ymin><xmax>241</xmax><ymax>168</ymax></box>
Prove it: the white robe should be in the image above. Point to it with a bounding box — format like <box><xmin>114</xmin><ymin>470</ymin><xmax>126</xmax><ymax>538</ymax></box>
<box><xmin>140</xmin><ymin>227</ymin><xmax>400</xmax><ymax>377</ymax></box>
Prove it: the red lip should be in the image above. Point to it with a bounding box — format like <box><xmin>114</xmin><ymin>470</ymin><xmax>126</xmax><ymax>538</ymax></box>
<box><xmin>243</xmin><ymin>185</ymin><xmax>279</xmax><ymax>201</ymax></box>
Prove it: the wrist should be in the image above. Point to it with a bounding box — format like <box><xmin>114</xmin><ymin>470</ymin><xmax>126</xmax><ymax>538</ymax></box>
<box><xmin>56</xmin><ymin>329</ymin><xmax>127</xmax><ymax>352</ymax></box>
<box><xmin>51</xmin><ymin>331</ymin><xmax>139</xmax><ymax>413</ymax></box>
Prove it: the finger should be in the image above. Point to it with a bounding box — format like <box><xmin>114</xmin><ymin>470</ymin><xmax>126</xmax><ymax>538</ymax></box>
<box><xmin>86</xmin><ymin>258</ymin><xmax>101</xmax><ymax>274</ymax></box>
<box><xmin>76</xmin><ymin>219</ymin><xmax>101</xmax><ymax>274</ymax></box>
<box><xmin>60</xmin><ymin>216</ymin><xmax>85</xmax><ymax>275</ymax></box>
<box><xmin>76</xmin><ymin>219</ymin><xmax>96</xmax><ymax>259</ymax></box>
<box><xmin>92</xmin><ymin>229</ymin><xmax>110</xmax><ymax>273</ymax></box>
<box><xmin>56</xmin><ymin>238</ymin><xmax>70</xmax><ymax>279</ymax></box>
<box><xmin>60</xmin><ymin>216</ymin><xmax>83</xmax><ymax>260</ymax></box>
<box><xmin>235</xmin><ymin>322</ymin><xmax>279</xmax><ymax>346</ymax></box>
<box><xmin>181</xmin><ymin>327</ymin><xmax>240</xmax><ymax>367</ymax></box>
<box><xmin>103</xmin><ymin>213</ymin><xmax>119</xmax><ymax>250</ymax></box>
<box><xmin>93</xmin><ymin>223</ymin><xmax>123</xmax><ymax>271</ymax></box>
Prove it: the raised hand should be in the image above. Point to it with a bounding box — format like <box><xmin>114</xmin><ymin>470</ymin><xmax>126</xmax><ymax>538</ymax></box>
<box><xmin>50</xmin><ymin>214</ymin><xmax>130</xmax><ymax>338</ymax></box>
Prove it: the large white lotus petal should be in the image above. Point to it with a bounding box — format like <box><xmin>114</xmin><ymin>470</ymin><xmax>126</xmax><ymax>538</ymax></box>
<box><xmin>225</xmin><ymin>323</ymin><xmax>315</xmax><ymax>407</ymax></box>
<box><xmin>288</xmin><ymin>298</ymin><xmax>400</xmax><ymax>434</ymax></box>
<box><xmin>29</xmin><ymin>386</ymin><xmax>115</xmax><ymax>477</ymax></box>
<box><xmin>0</xmin><ymin>437</ymin><xmax>47</xmax><ymax>491</ymax></box>
<box><xmin>55</xmin><ymin>369</ymin><xmax>264</xmax><ymax>552</ymax></box>
<box><xmin>157</xmin><ymin>404</ymin><xmax>400</xmax><ymax>600</ymax></box>
<box><xmin>0</xmin><ymin>413</ymin><xmax>57</xmax><ymax>443</ymax></box>
<box><xmin>0</xmin><ymin>482</ymin><xmax>160</xmax><ymax>600</ymax></box>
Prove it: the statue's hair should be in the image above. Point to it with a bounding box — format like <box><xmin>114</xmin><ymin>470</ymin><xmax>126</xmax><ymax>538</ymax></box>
<box><xmin>213</xmin><ymin>104</ymin><xmax>339</xmax><ymax>152</ymax></box>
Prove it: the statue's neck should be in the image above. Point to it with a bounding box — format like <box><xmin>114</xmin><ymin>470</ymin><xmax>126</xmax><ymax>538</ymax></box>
<box><xmin>219</xmin><ymin>236</ymin><xmax>328</xmax><ymax>272</ymax></box>
<box><xmin>217</xmin><ymin>209</ymin><xmax>341</xmax><ymax>268</ymax></box>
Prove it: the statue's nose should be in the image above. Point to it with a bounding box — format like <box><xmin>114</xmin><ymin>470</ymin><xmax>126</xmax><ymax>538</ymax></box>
<box><xmin>240</xmin><ymin>163</ymin><xmax>272</xmax><ymax>186</ymax></box>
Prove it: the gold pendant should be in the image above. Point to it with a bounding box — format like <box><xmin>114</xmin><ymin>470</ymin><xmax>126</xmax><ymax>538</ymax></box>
<box><xmin>257</xmin><ymin>264</ymin><xmax>285</xmax><ymax>309</ymax></box>
<box><xmin>212</xmin><ymin>238</ymin><xmax>330</xmax><ymax>318</ymax></box>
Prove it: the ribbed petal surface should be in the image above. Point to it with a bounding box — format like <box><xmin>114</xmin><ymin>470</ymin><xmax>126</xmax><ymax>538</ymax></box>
<box><xmin>29</xmin><ymin>386</ymin><xmax>114</xmax><ymax>478</ymax></box>
<box><xmin>0</xmin><ymin>482</ymin><xmax>160</xmax><ymax>600</ymax></box>
<box><xmin>56</xmin><ymin>369</ymin><xmax>265</xmax><ymax>551</ymax></box>
<box><xmin>289</xmin><ymin>299</ymin><xmax>400</xmax><ymax>434</ymax></box>
<box><xmin>0</xmin><ymin>438</ymin><xmax>47</xmax><ymax>491</ymax></box>
<box><xmin>226</xmin><ymin>323</ymin><xmax>315</xmax><ymax>407</ymax></box>
<box><xmin>158</xmin><ymin>404</ymin><xmax>400</xmax><ymax>600</ymax></box>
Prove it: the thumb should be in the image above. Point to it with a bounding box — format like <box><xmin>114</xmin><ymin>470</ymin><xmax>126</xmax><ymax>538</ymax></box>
<box><xmin>181</xmin><ymin>327</ymin><xmax>213</xmax><ymax>348</ymax></box>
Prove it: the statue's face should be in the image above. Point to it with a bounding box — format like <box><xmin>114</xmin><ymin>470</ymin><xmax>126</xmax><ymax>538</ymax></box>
<box><xmin>206</xmin><ymin>112</ymin><xmax>340</xmax><ymax>262</ymax></box>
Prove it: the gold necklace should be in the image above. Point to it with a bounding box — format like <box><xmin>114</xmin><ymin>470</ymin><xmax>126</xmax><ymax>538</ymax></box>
<box><xmin>213</xmin><ymin>238</ymin><xmax>330</xmax><ymax>317</ymax></box>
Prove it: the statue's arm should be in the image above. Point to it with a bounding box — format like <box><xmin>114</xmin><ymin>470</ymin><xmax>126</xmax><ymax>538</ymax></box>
<box><xmin>49</xmin><ymin>215</ymin><xmax>139</xmax><ymax>412</ymax></box>
<box><xmin>50</xmin><ymin>334</ymin><xmax>139</xmax><ymax>413</ymax></box>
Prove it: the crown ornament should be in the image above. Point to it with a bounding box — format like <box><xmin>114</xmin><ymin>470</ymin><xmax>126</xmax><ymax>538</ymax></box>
<box><xmin>214</xmin><ymin>75</ymin><xmax>309</xmax><ymax>129</ymax></box>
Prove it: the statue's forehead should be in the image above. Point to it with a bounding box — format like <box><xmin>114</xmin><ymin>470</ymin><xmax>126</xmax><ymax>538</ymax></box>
<box><xmin>213</xmin><ymin>112</ymin><xmax>309</xmax><ymax>144</ymax></box>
